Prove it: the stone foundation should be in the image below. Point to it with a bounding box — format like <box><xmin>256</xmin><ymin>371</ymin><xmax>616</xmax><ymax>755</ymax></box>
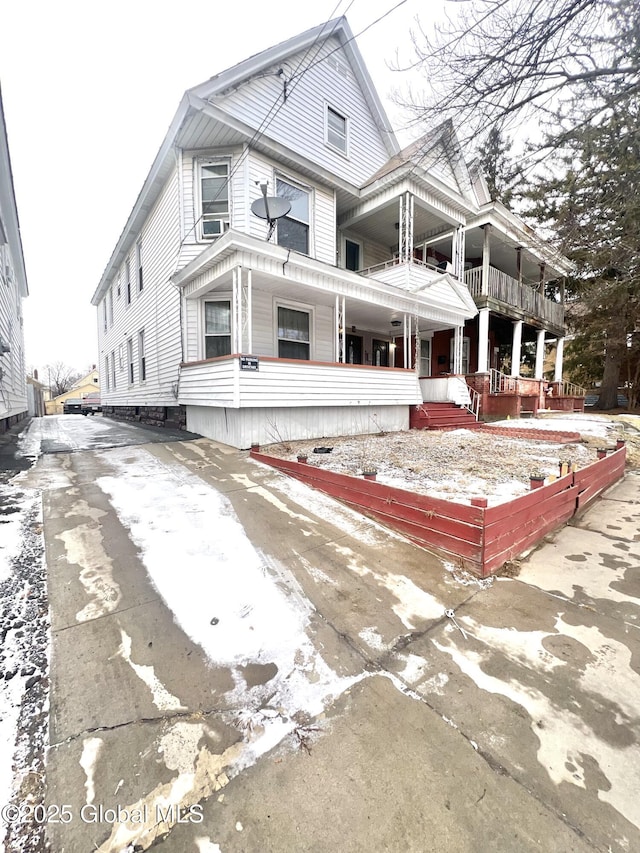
<box><xmin>102</xmin><ymin>405</ymin><xmax>187</xmax><ymax>431</ymax></box>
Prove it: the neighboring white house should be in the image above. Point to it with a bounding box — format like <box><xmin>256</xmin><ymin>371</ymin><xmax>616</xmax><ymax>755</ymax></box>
<box><xmin>0</xmin><ymin>87</ymin><xmax>28</xmax><ymax>433</ymax></box>
<box><xmin>92</xmin><ymin>17</ymin><xmax>570</xmax><ymax>448</ymax></box>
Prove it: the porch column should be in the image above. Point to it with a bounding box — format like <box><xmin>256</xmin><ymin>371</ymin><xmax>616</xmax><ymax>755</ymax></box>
<box><xmin>452</xmin><ymin>325</ymin><xmax>464</xmax><ymax>374</ymax></box>
<box><xmin>242</xmin><ymin>268</ymin><xmax>252</xmax><ymax>353</ymax></box>
<box><xmin>511</xmin><ymin>320</ymin><xmax>523</xmax><ymax>378</ymax></box>
<box><xmin>453</xmin><ymin>225</ymin><xmax>465</xmax><ymax>281</ymax></box>
<box><xmin>398</xmin><ymin>192</ymin><xmax>414</xmax><ymax>263</ymax></box>
<box><xmin>516</xmin><ymin>247</ymin><xmax>523</xmax><ymax>285</ymax></box>
<box><xmin>481</xmin><ymin>224</ymin><xmax>491</xmax><ymax>295</ymax></box>
<box><xmin>534</xmin><ymin>328</ymin><xmax>546</xmax><ymax>379</ymax></box>
<box><xmin>404</xmin><ymin>314</ymin><xmax>411</xmax><ymax>369</ymax></box>
<box><xmin>477</xmin><ymin>308</ymin><xmax>490</xmax><ymax>372</ymax></box>
<box><xmin>335</xmin><ymin>295</ymin><xmax>345</xmax><ymax>362</ymax></box>
<box><xmin>554</xmin><ymin>336</ymin><xmax>565</xmax><ymax>382</ymax></box>
<box><xmin>232</xmin><ymin>266</ymin><xmax>242</xmax><ymax>352</ymax></box>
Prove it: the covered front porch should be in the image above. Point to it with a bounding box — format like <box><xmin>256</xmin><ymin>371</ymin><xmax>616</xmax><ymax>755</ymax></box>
<box><xmin>171</xmin><ymin>231</ymin><xmax>477</xmax><ymax>447</ymax></box>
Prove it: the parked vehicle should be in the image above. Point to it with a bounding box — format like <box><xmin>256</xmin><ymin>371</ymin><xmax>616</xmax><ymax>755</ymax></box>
<box><xmin>80</xmin><ymin>393</ymin><xmax>102</xmax><ymax>415</ymax></box>
<box><xmin>62</xmin><ymin>398</ymin><xmax>83</xmax><ymax>414</ymax></box>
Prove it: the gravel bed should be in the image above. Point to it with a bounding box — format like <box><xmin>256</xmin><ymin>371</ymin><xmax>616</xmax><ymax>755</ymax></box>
<box><xmin>264</xmin><ymin>428</ymin><xmax>600</xmax><ymax>505</ymax></box>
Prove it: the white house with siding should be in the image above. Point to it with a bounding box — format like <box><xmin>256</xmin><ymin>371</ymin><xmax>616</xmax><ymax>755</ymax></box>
<box><xmin>0</xmin><ymin>87</ymin><xmax>28</xmax><ymax>432</ymax></box>
<box><xmin>92</xmin><ymin>17</ymin><xmax>571</xmax><ymax>448</ymax></box>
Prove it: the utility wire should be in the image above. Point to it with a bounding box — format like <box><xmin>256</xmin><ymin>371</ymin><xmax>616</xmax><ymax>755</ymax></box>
<box><xmin>178</xmin><ymin>0</ymin><xmax>405</xmax><ymax>249</ymax></box>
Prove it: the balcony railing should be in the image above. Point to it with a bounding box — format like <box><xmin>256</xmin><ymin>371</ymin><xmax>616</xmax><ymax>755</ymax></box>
<box><xmin>465</xmin><ymin>266</ymin><xmax>564</xmax><ymax>330</ymax></box>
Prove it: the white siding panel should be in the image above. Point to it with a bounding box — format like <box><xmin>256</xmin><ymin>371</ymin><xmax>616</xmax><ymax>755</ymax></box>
<box><xmin>186</xmin><ymin>404</ymin><xmax>409</xmax><ymax>449</ymax></box>
<box><xmin>99</xmin><ymin>168</ymin><xmax>182</xmax><ymax>407</ymax></box>
<box><xmin>179</xmin><ymin>357</ymin><xmax>420</xmax><ymax>410</ymax></box>
<box><xmin>217</xmin><ymin>38</ymin><xmax>391</xmax><ymax>185</ymax></box>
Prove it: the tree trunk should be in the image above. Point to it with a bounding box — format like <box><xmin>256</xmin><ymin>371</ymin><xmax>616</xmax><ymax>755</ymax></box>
<box><xmin>595</xmin><ymin>343</ymin><xmax>623</xmax><ymax>409</ymax></box>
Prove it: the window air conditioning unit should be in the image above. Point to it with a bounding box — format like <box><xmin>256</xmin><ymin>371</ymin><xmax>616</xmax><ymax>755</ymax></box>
<box><xmin>203</xmin><ymin>220</ymin><xmax>230</xmax><ymax>239</ymax></box>
<box><xmin>0</xmin><ymin>337</ymin><xmax>10</xmax><ymax>354</ymax></box>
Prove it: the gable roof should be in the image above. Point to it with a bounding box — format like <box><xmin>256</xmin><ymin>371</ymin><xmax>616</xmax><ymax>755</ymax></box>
<box><xmin>92</xmin><ymin>17</ymin><xmax>398</xmax><ymax>305</ymax></box>
<box><xmin>363</xmin><ymin>120</ymin><xmax>474</xmax><ymax>201</ymax></box>
<box><xmin>188</xmin><ymin>17</ymin><xmax>398</xmax><ymax>160</ymax></box>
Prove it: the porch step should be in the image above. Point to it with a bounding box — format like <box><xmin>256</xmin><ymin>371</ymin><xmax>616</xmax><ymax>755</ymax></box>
<box><xmin>411</xmin><ymin>402</ymin><xmax>479</xmax><ymax>431</ymax></box>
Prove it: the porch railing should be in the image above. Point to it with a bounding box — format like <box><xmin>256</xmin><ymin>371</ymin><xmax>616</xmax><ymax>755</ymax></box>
<box><xmin>465</xmin><ymin>266</ymin><xmax>564</xmax><ymax>329</ymax></box>
<box><xmin>490</xmin><ymin>369</ymin><xmax>517</xmax><ymax>394</ymax></box>
<box><xmin>465</xmin><ymin>384</ymin><xmax>481</xmax><ymax>420</ymax></box>
<box><xmin>557</xmin><ymin>380</ymin><xmax>587</xmax><ymax>397</ymax></box>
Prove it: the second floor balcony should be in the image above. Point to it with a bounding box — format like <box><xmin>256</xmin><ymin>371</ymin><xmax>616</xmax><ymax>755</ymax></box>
<box><xmin>465</xmin><ymin>265</ymin><xmax>564</xmax><ymax>334</ymax></box>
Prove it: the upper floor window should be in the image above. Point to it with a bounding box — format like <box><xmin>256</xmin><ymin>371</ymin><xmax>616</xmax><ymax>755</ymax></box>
<box><xmin>108</xmin><ymin>287</ymin><xmax>114</xmax><ymax>326</ymax></box>
<box><xmin>276</xmin><ymin>177</ymin><xmax>310</xmax><ymax>254</ymax></box>
<box><xmin>326</xmin><ymin>106</ymin><xmax>348</xmax><ymax>155</ymax></box>
<box><xmin>200</xmin><ymin>162</ymin><xmax>230</xmax><ymax>239</ymax></box>
<box><xmin>125</xmin><ymin>259</ymin><xmax>131</xmax><ymax>305</ymax></box>
<box><xmin>204</xmin><ymin>300</ymin><xmax>232</xmax><ymax>358</ymax></box>
<box><xmin>136</xmin><ymin>240</ymin><xmax>143</xmax><ymax>292</ymax></box>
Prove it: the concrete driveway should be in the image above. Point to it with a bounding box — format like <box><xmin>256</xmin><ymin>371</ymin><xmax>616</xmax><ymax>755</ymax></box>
<box><xmin>6</xmin><ymin>416</ymin><xmax>640</xmax><ymax>852</ymax></box>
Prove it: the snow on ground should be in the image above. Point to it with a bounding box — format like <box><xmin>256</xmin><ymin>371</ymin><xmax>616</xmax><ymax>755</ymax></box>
<box><xmin>0</xmin><ymin>472</ymin><xmax>48</xmax><ymax>853</ymax></box>
<box><xmin>263</xmin><ymin>420</ymin><xmax>610</xmax><ymax>505</ymax></box>
<box><xmin>492</xmin><ymin>412</ymin><xmax>618</xmax><ymax>438</ymax></box>
<box><xmin>97</xmin><ymin>446</ymin><xmax>362</xmax><ymax>718</ymax></box>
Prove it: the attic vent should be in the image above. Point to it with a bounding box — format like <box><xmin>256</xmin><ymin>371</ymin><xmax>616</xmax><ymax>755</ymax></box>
<box><xmin>328</xmin><ymin>57</ymin><xmax>349</xmax><ymax>80</ymax></box>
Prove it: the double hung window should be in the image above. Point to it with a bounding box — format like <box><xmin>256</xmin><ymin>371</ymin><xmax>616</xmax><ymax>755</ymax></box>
<box><xmin>276</xmin><ymin>178</ymin><xmax>309</xmax><ymax>254</ymax></box>
<box><xmin>200</xmin><ymin>162</ymin><xmax>230</xmax><ymax>238</ymax></box>
<box><xmin>326</xmin><ymin>106</ymin><xmax>347</xmax><ymax>154</ymax></box>
<box><xmin>204</xmin><ymin>300</ymin><xmax>232</xmax><ymax>358</ymax></box>
<box><xmin>277</xmin><ymin>306</ymin><xmax>310</xmax><ymax>360</ymax></box>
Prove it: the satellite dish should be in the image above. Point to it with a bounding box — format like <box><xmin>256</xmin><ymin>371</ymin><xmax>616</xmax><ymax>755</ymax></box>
<box><xmin>251</xmin><ymin>196</ymin><xmax>291</xmax><ymax>221</ymax></box>
<box><xmin>251</xmin><ymin>182</ymin><xmax>291</xmax><ymax>240</ymax></box>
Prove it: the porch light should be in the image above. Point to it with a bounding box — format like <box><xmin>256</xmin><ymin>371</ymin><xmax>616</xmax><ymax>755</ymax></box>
<box><xmin>390</xmin><ymin>319</ymin><xmax>402</xmax><ymax>327</ymax></box>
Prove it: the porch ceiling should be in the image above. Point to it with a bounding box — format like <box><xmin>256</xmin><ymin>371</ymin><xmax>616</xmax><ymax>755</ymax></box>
<box><xmin>199</xmin><ymin>267</ymin><xmax>456</xmax><ymax>335</ymax></box>
<box><xmin>341</xmin><ymin>197</ymin><xmax>457</xmax><ymax>253</ymax></box>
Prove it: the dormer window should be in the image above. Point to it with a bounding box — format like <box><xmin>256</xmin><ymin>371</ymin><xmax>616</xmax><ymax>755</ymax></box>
<box><xmin>200</xmin><ymin>161</ymin><xmax>230</xmax><ymax>239</ymax></box>
<box><xmin>326</xmin><ymin>106</ymin><xmax>348</xmax><ymax>155</ymax></box>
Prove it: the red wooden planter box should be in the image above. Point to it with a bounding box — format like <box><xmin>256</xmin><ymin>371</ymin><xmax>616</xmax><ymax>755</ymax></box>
<box><xmin>250</xmin><ymin>446</ymin><xmax>626</xmax><ymax>577</ymax></box>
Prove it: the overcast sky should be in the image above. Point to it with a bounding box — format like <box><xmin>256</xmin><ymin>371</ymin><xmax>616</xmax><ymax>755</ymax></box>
<box><xmin>1</xmin><ymin>0</ymin><xmax>438</xmax><ymax>378</ymax></box>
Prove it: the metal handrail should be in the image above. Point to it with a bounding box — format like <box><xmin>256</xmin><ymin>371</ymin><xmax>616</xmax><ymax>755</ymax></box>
<box><xmin>490</xmin><ymin>368</ymin><xmax>517</xmax><ymax>394</ymax></box>
<box><xmin>464</xmin><ymin>384</ymin><xmax>480</xmax><ymax>420</ymax></box>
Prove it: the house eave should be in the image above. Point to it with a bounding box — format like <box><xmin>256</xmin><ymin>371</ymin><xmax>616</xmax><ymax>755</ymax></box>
<box><xmin>468</xmin><ymin>203</ymin><xmax>573</xmax><ymax>277</ymax></box>
<box><xmin>92</xmin><ymin>95</ymin><xmax>193</xmax><ymax>305</ymax></box>
<box><xmin>172</xmin><ymin>231</ymin><xmax>477</xmax><ymax>327</ymax></box>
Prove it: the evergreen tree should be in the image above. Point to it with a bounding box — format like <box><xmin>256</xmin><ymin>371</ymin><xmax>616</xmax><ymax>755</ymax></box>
<box><xmin>525</xmin><ymin>102</ymin><xmax>640</xmax><ymax>408</ymax></box>
<box><xmin>477</xmin><ymin>126</ymin><xmax>522</xmax><ymax>206</ymax></box>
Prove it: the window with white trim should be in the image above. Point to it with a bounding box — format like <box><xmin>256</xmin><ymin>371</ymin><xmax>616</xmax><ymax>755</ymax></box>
<box><xmin>136</xmin><ymin>240</ymin><xmax>143</xmax><ymax>292</ymax></box>
<box><xmin>127</xmin><ymin>337</ymin><xmax>134</xmax><ymax>384</ymax></box>
<box><xmin>104</xmin><ymin>356</ymin><xmax>110</xmax><ymax>391</ymax></box>
<box><xmin>326</xmin><ymin>106</ymin><xmax>347</xmax><ymax>154</ymax></box>
<box><xmin>108</xmin><ymin>287</ymin><xmax>114</xmax><ymax>326</ymax></box>
<box><xmin>276</xmin><ymin>177</ymin><xmax>310</xmax><ymax>254</ymax></box>
<box><xmin>138</xmin><ymin>329</ymin><xmax>146</xmax><ymax>381</ymax></box>
<box><xmin>125</xmin><ymin>259</ymin><xmax>131</xmax><ymax>305</ymax></box>
<box><xmin>277</xmin><ymin>305</ymin><xmax>310</xmax><ymax>360</ymax></box>
<box><xmin>200</xmin><ymin>161</ymin><xmax>230</xmax><ymax>239</ymax></box>
<box><xmin>204</xmin><ymin>300</ymin><xmax>232</xmax><ymax>358</ymax></box>
<box><xmin>110</xmin><ymin>351</ymin><xmax>116</xmax><ymax>389</ymax></box>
